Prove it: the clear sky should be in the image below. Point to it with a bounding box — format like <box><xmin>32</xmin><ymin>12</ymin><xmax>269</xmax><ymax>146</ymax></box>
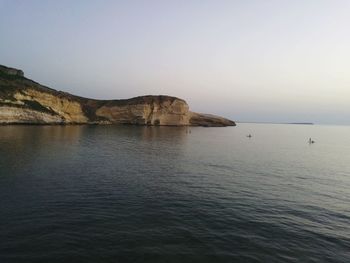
<box><xmin>1</xmin><ymin>0</ymin><xmax>349</xmax><ymax>124</ymax></box>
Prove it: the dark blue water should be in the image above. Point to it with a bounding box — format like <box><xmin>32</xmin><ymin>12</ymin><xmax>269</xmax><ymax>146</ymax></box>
<box><xmin>0</xmin><ymin>124</ymin><xmax>349</xmax><ymax>262</ymax></box>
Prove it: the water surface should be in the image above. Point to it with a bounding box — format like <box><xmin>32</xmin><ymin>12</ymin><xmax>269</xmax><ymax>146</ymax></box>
<box><xmin>0</xmin><ymin>124</ymin><xmax>349</xmax><ymax>262</ymax></box>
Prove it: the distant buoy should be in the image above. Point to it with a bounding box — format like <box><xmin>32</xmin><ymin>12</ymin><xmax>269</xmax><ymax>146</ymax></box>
<box><xmin>308</xmin><ymin>138</ymin><xmax>315</xmax><ymax>144</ymax></box>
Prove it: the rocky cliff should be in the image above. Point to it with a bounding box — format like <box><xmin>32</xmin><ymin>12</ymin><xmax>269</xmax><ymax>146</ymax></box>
<box><xmin>0</xmin><ymin>65</ymin><xmax>235</xmax><ymax>126</ymax></box>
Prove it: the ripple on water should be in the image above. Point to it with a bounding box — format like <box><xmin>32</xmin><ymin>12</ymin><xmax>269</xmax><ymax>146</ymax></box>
<box><xmin>0</xmin><ymin>124</ymin><xmax>350</xmax><ymax>262</ymax></box>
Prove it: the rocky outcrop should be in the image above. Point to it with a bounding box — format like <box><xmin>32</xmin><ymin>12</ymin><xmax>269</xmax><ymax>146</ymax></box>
<box><xmin>0</xmin><ymin>106</ymin><xmax>63</xmax><ymax>124</ymax></box>
<box><xmin>95</xmin><ymin>96</ymin><xmax>190</xmax><ymax>126</ymax></box>
<box><xmin>0</xmin><ymin>65</ymin><xmax>24</xmax><ymax>77</ymax></box>
<box><xmin>13</xmin><ymin>89</ymin><xmax>89</xmax><ymax>123</ymax></box>
<box><xmin>0</xmin><ymin>65</ymin><xmax>235</xmax><ymax>126</ymax></box>
<box><xmin>190</xmin><ymin>112</ymin><xmax>236</xmax><ymax>127</ymax></box>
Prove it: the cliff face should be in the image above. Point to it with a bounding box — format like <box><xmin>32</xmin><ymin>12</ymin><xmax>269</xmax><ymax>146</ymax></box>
<box><xmin>0</xmin><ymin>65</ymin><xmax>235</xmax><ymax>126</ymax></box>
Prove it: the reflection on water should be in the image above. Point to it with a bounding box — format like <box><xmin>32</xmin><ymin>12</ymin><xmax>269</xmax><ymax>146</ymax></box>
<box><xmin>0</xmin><ymin>124</ymin><xmax>350</xmax><ymax>263</ymax></box>
<box><xmin>0</xmin><ymin>125</ymin><xmax>188</xmax><ymax>170</ymax></box>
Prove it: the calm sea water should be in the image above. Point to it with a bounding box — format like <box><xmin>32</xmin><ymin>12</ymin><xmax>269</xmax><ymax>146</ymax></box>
<box><xmin>0</xmin><ymin>124</ymin><xmax>349</xmax><ymax>263</ymax></box>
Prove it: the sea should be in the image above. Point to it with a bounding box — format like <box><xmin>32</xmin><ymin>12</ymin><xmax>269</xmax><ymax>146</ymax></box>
<box><xmin>0</xmin><ymin>123</ymin><xmax>349</xmax><ymax>263</ymax></box>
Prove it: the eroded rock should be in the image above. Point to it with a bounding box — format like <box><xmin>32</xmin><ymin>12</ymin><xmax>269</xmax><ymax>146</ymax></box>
<box><xmin>0</xmin><ymin>65</ymin><xmax>235</xmax><ymax>127</ymax></box>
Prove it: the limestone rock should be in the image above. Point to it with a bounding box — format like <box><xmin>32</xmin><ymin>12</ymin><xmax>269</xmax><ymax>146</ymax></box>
<box><xmin>189</xmin><ymin>112</ymin><xmax>236</xmax><ymax>127</ymax></box>
<box><xmin>0</xmin><ymin>65</ymin><xmax>235</xmax><ymax>127</ymax></box>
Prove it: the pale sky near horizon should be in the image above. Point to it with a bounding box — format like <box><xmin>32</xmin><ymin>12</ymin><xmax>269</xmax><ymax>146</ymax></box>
<box><xmin>1</xmin><ymin>0</ymin><xmax>349</xmax><ymax>124</ymax></box>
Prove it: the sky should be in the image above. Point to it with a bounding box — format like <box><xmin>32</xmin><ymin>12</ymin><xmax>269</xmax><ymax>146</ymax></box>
<box><xmin>0</xmin><ymin>0</ymin><xmax>349</xmax><ymax>124</ymax></box>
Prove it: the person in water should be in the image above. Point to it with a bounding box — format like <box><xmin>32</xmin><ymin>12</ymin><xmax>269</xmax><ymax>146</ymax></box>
<box><xmin>247</xmin><ymin>134</ymin><xmax>252</xmax><ymax>138</ymax></box>
<box><xmin>308</xmin><ymin>138</ymin><xmax>315</xmax><ymax>144</ymax></box>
